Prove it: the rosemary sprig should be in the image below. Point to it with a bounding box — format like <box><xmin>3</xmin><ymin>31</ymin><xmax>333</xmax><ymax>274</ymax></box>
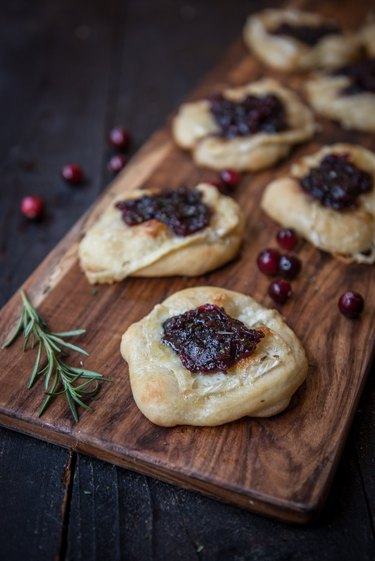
<box><xmin>3</xmin><ymin>289</ymin><xmax>109</xmax><ymax>422</ymax></box>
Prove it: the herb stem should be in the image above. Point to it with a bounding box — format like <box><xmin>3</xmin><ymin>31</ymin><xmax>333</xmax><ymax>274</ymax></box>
<box><xmin>4</xmin><ymin>289</ymin><xmax>109</xmax><ymax>422</ymax></box>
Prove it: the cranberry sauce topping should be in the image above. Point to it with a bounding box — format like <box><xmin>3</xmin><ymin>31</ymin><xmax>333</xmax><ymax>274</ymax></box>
<box><xmin>269</xmin><ymin>21</ymin><xmax>341</xmax><ymax>46</ymax></box>
<box><xmin>162</xmin><ymin>304</ymin><xmax>264</xmax><ymax>374</ymax></box>
<box><xmin>209</xmin><ymin>93</ymin><xmax>288</xmax><ymax>139</ymax></box>
<box><xmin>299</xmin><ymin>153</ymin><xmax>373</xmax><ymax>210</ymax></box>
<box><xmin>334</xmin><ymin>58</ymin><xmax>375</xmax><ymax>95</ymax></box>
<box><xmin>115</xmin><ymin>186</ymin><xmax>210</xmax><ymax>237</ymax></box>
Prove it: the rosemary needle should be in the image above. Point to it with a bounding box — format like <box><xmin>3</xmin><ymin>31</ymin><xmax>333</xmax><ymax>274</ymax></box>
<box><xmin>3</xmin><ymin>289</ymin><xmax>109</xmax><ymax>422</ymax></box>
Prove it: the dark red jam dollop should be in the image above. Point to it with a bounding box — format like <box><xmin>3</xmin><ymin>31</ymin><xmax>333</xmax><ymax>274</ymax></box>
<box><xmin>115</xmin><ymin>186</ymin><xmax>210</xmax><ymax>237</ymax></box>
<box><xmin>334</xmin><ymin>58</ymin><xmax>375</xmax><ymax>95</ymax></box>
<box><xmin>209</xmin><ymin>93</ymin><xmax>288</xmax><ymax>138</ymax></box>
<box><xmin>269</xmin><ymin>21</ymin><xmax>341</xmax><ymax>46</ymax></box>
<box><xmin>162</xmin><ymin>304</ymin><xmax>264</xmax><ymax>374</ymax></box>
<box><xmin>299</xmin><ymin>153</ymin><xmax>373</xmax><ymax>210</ymax></box>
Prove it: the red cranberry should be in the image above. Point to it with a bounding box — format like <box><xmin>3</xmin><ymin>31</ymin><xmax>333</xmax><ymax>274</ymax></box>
<box><xmin>61</xmin><ymin>163</ymin><xmax>84</xmax><ymax>185</ymax></box>
<box><xmin>276</xmin><ymin>228</ymin><xmax>299</xmax><ymax>251</ymax></box>
<box><xmin>219</xmin><ymin>169</ymin><xmax>241</xmax><ymax>188</ymax></box>
<box><xmin>338</xmin><ymin>291</ymin><xmax>364</xmax><ymax>319</ymax></box>
<box><xmin>278</xmin><ymin>254</ymin><xmax>301</xmax><ymax>280</ymax></box>
<box><xmin>20</xmin><ymin>196</ymin><xmax>44</xmax><ymax>220</ymax></box>
<box><xmin>268</xmin><ymin>279</ymin><xmax>292</xmax><ymax>305</ymax></box>
<box><xmin>109</xmin><ymin>126</ymin><xmax>130</xmax><ymax>150</ymax></box>
<box><xmin>257</xmin><ymin>248</ymin><xmax>281</xmax><ymax>276</ymax></box>
<box><xmin>108</xmin><ymin>154</ymin><xmax>127</xmax><ymax>173</ymax></box>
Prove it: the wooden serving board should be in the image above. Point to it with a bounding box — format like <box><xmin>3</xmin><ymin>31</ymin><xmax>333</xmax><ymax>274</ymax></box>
<box><xmin>0</xmin><ymin>0</ymin><xmax>374</xmax><ymax>524</ymax></box>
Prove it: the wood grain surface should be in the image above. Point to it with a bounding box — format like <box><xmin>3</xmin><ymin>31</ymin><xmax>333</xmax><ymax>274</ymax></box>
<box><xmin>0</xmin><ymin>0</ymin><xmax>374</xmax><ymax>525</ymax></box>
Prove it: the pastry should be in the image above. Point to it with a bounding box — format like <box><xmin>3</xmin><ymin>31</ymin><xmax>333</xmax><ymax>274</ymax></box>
<box><xmin>172</xmin><ymin>78</ymin><xmax>315</xmax><ymax>171</ymax></box>
<box><xmin>306</xmin><ymin>58</ymin><xmax>375</xmax><ymax>132</ymax></box>
<box><xmin>261</xmin><ymin>144</ymin><xmax>375</xmax><ymax>264</ymax></box>
<box><xmin>121</xmin><ymin>286</ymin><xmax>308</xmax><ymax>427</ymax></box>
<box><xmin>360</xmin><ymin>16</ymin><xmax>375</xmax><ymax>57</ymax></box>
<box><xmin>243</xmin><ymin>9</ymin><xmax>360</xmax><ymax>72</ymax></box>
<box><xmin>79</xmin><ymin>183</ymin><xmax>244</xmax><ymax>284</ymax></box>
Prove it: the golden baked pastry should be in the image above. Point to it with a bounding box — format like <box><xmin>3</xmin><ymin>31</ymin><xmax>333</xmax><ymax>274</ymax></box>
<box><xmin>79</xmin><ymin>183</ymin><xmax>244</xmax><ymax>284</ymax></box>
<box><xmin>172</xmin><ymin>79</ymin><xmax>315</xmax><ymax>171</ymax></box>
<box><xmin>360</xmin><ymin>17</ymin><xmax>375</xmax><ymax>57</ymax></box>
<box><xmin>243</xmin><ymin>9</ymin><xmax>360</xmax><ymax>72</ymax></box>
<box><xmin>306</xmin><ymin>59</ymin><xmax>375</xmax><ymax>132</ymax></box>
<box><xmin>121</xmin><ymin>286</ymin><xmax>308</xmax><ymax>427</ymax></box>
<box><xmin>261</xmin><ymin>144</ymin><xmax>375</xmax><ymax>264</ymax></box>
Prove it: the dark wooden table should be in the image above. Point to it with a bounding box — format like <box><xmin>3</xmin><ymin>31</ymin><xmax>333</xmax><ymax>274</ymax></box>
<box><xmin>0</xmin><ymin>1</ymin><xmax>374</xmax><ymax>559</ymax></box>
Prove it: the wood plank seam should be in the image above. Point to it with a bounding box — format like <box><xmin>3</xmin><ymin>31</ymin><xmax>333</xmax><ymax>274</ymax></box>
<box><xmin>57</xmin><ymin>450</ymin><xmax>77</xmax><ymax>561</ymax></box>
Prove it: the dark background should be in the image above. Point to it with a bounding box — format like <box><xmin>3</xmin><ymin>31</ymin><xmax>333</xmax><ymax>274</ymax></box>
<box><xmin>0</xmin><ymin>1</ymin><xmax>374</xmax><ymax>560</ymax></box>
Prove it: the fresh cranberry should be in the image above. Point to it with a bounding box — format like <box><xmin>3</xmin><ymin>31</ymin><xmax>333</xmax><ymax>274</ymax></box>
<box><xmin>219</xmin><ymin>169</ymin><xmax>241</xmax><ymax>188</ymax></box>
<box><xmin>108</xmin><ymin>154</ymin><xmax>127</xmax><ymax>173</ymax></box>
<box><xmin>276</xmin><ymin>228</ymin><xmax>299</xmax><ymax>251</ymax></box>
<box><xmin>268</xmin><ymin>279</ymin><xmax>292</xmax><ymax>305</ymax></box>
<box><xmin>278</xmin><ymin>254</ymin><xmax>301</xmax><ymax>280</ymax></box>
<box><xmin>20</xmin><ymin>196</ymin><xmax>44</xmax><ymax>220</ymax></box>
<box><xmin>257</xmin><ymin>248</ymin><xmax>281</xmax><ymax>276</ymax></box>
<box><xmin>61</xmin><ymin>163</ymin><xmax>84</xmax><ymax>185</ymax></box>
<box><xmin>338</xmin><ymin>291</ymin><xmax>364</xmax><ymax>319</ymax></box>
<box><xmin>109</xmin><ymin>126</ymin><xmax>130</xmax><ymax>150</ymax></box>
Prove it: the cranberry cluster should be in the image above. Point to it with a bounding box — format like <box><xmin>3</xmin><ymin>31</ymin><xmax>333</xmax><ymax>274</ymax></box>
<box><xmin>115</xmin><ymin>186</ymin><xmax>210</xmax><ymax>237</ymax></box>
<box><xmin>257</xmin><ymin>248</ymin><xmax>301</xmax><ymax>279</ymax></box>
<box><xmin>256</xmin><ymin>227</ymin><xmax>365</xmax><ymax>317</ymax></box>
<box><xmin>300</xmin><ymin>153</ymin><xmax>373</xmax><ymax>210</ymax></box>
<box><xmin>269</xmin><ymin>21</ymin><xmax>341</xmax><ymax>46</ymax></box>
<box><xmin>162</xmin><ymin>303</ymin><xmax>264</xmax><ymax>373</ymax></box>
<box><xmin>257</xmin><ymin>228</ymin><xmax>300</xmax><ymax>305</ymax></box>
<box><xmin>335</xmin><ymin>58</ymin><xmax>375</xmax><ymax>96</ymax></box>
<box><xmin>209</xmin><ymin>92</ymin><xmax>287</xmax><ymax>138</ymax></box>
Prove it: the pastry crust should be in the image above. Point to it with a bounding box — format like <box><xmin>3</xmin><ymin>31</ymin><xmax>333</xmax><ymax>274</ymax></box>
<box><xmin>243</xmin><ymin>9</ymin><xmax>360</xmax><ymax>72</ymax></box>
<box><xmin>121</xmin><ymin>286</ymin><xmax>308</xmax><ymax>427</ymax></box>
<box><xmin>79</xmin><ymin>183</ymin><xmax>244</xmax><ymax>284</ymax></box>
<box><xmin>306</xmin><ymin>72</ymin><xmax>375</xmax><ymax>132</ymax></box>
<box><xmin>261</xmin><ymin>144</ymin><xmax>375</xmax><ymax>263</ymax></box>
<box><xmin>360</xmin><ymin>17</ymin><xmax>375</xmax><ymax>57</ymax></box>
<box><xmin>172</xmin><ymin>79</ymin><xmax>315</xmax><ymax>171</ymax></box>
